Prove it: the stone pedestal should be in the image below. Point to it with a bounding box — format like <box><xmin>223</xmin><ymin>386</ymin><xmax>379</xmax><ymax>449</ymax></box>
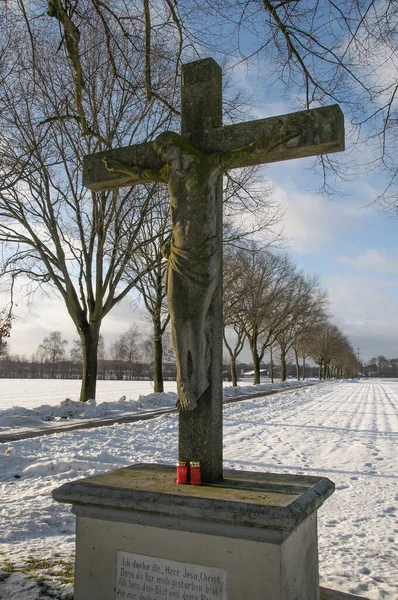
<box><xmin>53</xmin><ymin>464</ymin><xmax>334</xmax><ymax>600</ymax></box>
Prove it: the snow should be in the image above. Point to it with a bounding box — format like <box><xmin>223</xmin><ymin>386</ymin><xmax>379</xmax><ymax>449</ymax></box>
<box><xmin>0</xmin><ymin>379</ymin><xmax>180</xmax><ymax>411</ymax></box>
<box><xmin>0</xmin><ymin>379</ymin><xmax>397</xmax><ymax>599</ymax></box>
<box><xmin>0</xmin><ymin>378</ymin><xmax>312</xmax><ymax>437</ymax></box>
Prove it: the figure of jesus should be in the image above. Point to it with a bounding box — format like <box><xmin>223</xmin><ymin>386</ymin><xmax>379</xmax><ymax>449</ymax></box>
<box><xmin>104</xmin><ymin>120</ymin><xmax>302</xmax><ymax>411</ymax></box>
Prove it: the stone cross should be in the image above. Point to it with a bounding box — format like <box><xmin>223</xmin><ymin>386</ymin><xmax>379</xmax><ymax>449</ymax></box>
<box><xmin>83</xmin><ymin>58</ymin><xmax>344</xmax><ymax>483</ymax></box>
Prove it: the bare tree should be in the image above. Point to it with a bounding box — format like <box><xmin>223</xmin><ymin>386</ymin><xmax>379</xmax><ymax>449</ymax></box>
<box><xmin>223</xmin><ymin>244</ymin><xmax>300</xmax><ymax>384</ymax></box>
<box><xmin>307</xmin><ymin>322</ymin><xmax>355</xmax><ymax>380</ymax></box>
<box><xmin>1</xmin><ymin>2</ymin><xmax>288</xmax><ymax>401</ymax></box>
<box><xmin>0</xmin><ymin>3</ymin><xmax>181</xmax><ymax>401</ymax></box>
<box><xmin>38</xmin><ymin>331</ymin><xmax>67</xmax><ymax>377</ymax></box>
<box><xmin>292</xmin><ymin>328</ymin><xmax>314</xmax><ymax>381</ymax></box>
<box><xmin>223</xmin><ymin>247</ymin><xmax>248</xmax><ymax>386</ymax></box>
<box><xmin>112</xmin><ymin>325</ymin><xmax>142</xmax><ymax>380</ymax></box>
<box><xmin>275</xmin><ymin>274</ymin><xmax>328</xmax><ymax>381</ymax></box>
<box><xmin>330</xmin><ymin>342</ymin><xmax>357</xmax><ymax>379</ymax></box>
<box><xmin>244</xmin><ymin>249</ymin><xmax>300</xmax><ymax>384</ymax></box>
<box><xmin>70</xmin><ymin>339</ymin><xmax>83</xmax><ymax>364</ymax></box>
<box><xmin>130</xmin><ymin>188</ymin><xmax>171</xmax><ymax>392</ymax></box>
<box><xmin>0</xmin><ymin>307</ymin><xmax>12</xmax><ymax>358</ymax></box>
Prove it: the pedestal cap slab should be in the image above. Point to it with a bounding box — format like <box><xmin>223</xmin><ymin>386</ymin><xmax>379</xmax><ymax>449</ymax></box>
<box><xmin>53</xmin><ymin>463</ymin><xmax>334</xmax><ymax>533</ymax></box>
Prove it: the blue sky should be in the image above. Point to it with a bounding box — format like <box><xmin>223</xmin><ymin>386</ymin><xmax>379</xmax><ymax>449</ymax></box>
<box><xmin>267</xmin><ymin>156</ymin><xmax>398</xmax><ymax>363</ymax></box>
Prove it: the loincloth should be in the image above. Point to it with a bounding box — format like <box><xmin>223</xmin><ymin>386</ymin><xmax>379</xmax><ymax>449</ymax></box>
<box><xmin>167</xmin><ymin>239</ymin><xmax>219</xmax><ymax>293</ymax></box>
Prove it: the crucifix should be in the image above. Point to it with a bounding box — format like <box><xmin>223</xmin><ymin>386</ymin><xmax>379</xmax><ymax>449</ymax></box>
<box><xmin>83</xmin><ymin>58</ymin><xmax>344</xmax><ymax>484</ymax></box>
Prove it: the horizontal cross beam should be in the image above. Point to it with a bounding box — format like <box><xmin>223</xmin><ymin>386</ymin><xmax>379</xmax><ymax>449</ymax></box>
<box><xmin>83</xmin><ymin>104</ymin><xmax>344</xmax><ymax>192</ymax></box>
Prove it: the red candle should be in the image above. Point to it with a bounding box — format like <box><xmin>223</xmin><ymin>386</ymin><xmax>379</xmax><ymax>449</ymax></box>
<box><xmin>176</xmin><ymin>461</ymin><xmax>188</xmax><ymax>484</ymax></box>
<box><xmin>190</xmin><ymin>462</ymin><xmax>201</xmax><ymax>485</ymax></box>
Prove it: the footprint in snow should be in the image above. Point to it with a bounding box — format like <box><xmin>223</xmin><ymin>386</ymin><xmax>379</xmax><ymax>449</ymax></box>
<box><xmin>336</xmin><ymin>483</ymin><xmax>350</xmax><ymax>490</ymax></box>
<box><xmin>359</xmin><ymin>566</ymin><xmax>371</xmax><ymax>575</ymax></box>
<box><xmin>326</xmin><ymin>519</ymin><xmax>339</xmax><ymax>527</ymax></box>
<box><xmin>350</xmin><ymin>583</ymin><xmax>369</xmax><ymax>593</ymax></box>
<box><xmin>384</xmin><ymin>506</ymin><xmax>396</xmax><ymax>514</ymax></box>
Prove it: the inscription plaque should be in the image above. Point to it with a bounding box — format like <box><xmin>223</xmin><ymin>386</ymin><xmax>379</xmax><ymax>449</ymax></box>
<box><xmin>115</xmin><ymin>551</ymin><xmax>227</xmax><ymax>600</ymax></box>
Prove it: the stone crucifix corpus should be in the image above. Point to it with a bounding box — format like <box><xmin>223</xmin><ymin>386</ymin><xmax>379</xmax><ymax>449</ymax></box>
<box><xmin>83</xmin><ymin>58</ymin><xmax>344</xmax><ymax>483</ymax></box>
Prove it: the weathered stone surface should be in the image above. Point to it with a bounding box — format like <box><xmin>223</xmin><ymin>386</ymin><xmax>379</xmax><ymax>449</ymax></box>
<box><xmin>83</xmin><ymin>141</ymin><xmax>162</xmax><ymax>191</ymax></box>
<box><xmin>181</xmin><ymin>57</ymin><xmax>223</xmax><ymax>140</ymax></box>
<box><xmin>177</xmin><ymin>58</ymin><xmax>223</xmax><ymax>482</ymax></box>
<box><xmin>83</xmin><ymin>105</ymin><xmax>344</xmax><ymax>191</ymax></box>
<box><xmin>53</xmin><ymin>463</ymin><xmax>335</xmax><ymax>532</ymax></box>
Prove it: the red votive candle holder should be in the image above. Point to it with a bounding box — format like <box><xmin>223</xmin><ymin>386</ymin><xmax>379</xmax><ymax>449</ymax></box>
<box><xmin>176</xmin><ymin>461</ymin><xmax>188</xmax><ymax>484</ymax></box>
<box><xmin>190</xmin><ymin>462</ymin><xmax>201</xmax><ymax>485</ymax></box>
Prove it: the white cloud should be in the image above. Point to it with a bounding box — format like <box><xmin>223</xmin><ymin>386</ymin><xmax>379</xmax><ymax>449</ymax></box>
<box><xmin>340</xmin><ymin>249</ymin><xmax>398</xmax><ymax>275</ymax></box>
<box><xmin>2</xmin><ymin>287</ymin><xmax>147</xmax><ymax>358</ymax></box>
<box><xmin>271</xmin><ymin>182</ymin><xmax>366</xmax><ymax>253</ymax></box>
<box><xmin>325</xmin><ymin>273</ymin><xmax>398</xmax><ymax>361</ymax></box>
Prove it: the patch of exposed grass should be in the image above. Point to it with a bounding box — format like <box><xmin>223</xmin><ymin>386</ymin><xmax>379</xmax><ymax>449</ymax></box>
<box><xmin>0</xmin><ymin>553</ymin><xmax>74</xmax><ymax>599</ymax></box>
<box><xmin>21</xmin><ymin>556</ymin><xmax>54</xmax><ymax>573</ymax></box>
<box><xmin>1</xmin><ymin>559</ymin><xmax>15</xmax><ymax>572</ymax></box>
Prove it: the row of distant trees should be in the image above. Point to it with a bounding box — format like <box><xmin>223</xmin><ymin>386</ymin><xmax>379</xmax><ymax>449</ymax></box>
<box><xmin>1</xmin><ymin>243</ymin><xmax>359</xmax><ymax>387</ymax></box>
<box><xmin>0</xmin><ymin>324</ymin><xmax>342</xmax><ymax>382</ymax></box>
<box><xmin>364</xmin><ymin>357</ymin><xmax>398</xmax><ymax>378</ymax></box>
<box><xmin>1</xmin><ymin>271</ymin><xmax>358</xmax><ymax>384</ymax></box>
<box><xmin>0</xmin><ymin>328</ymin><xmax>177</xmax><ymax>381</ymax></box>
<box><xmin>223</xmin><ymin>244</ymin><xmax>358</xmax><ymax>384</ymax></box>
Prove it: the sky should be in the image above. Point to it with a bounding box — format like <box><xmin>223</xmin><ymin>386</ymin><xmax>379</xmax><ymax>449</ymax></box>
<box><xmin>268</xmin><ymin>157</ymin><xmax>398</xmax><ymax>363</ymax></box>
<box><xmin>1</xmin><ymin>45</ymin><xmax>398</xmax><ymax>366</ymax></box>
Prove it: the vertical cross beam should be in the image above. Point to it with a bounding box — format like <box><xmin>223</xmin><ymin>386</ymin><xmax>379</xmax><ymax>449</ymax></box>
<box><xmin>178</xmin><ymin>58</ymin><xmax>223</xmax><ymax>483</ymax></box>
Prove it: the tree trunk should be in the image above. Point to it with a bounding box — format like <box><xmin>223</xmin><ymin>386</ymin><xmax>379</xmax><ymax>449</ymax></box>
<box><xmin>295</xmin><ymin>349</ymin><xmax>300</xmax><ymax>380</ymax></box>
<box><xmin>253</xmin><ymin>353</ymin><xmax>261</xmax><ymax>384</ymax></box>
<box><xmin>153</xmin><ymin>317</ymin><xmax>164</xmax><ymax>393</ymax></box>
<box><xmin>79</xmin><ymin>324</ymin><xmax>100</xmax><ymax>402</ymax></box>
<box><xmin>270</xmin><ymin>346</ymin><xmax>274</xmax><ymax>383</ymax></box>
<box><xmin>249</xmin><ymin>332</ymin><xmax>261</xmax><ymax>384</ymax></box>
<box><xmin>318</xmin><ymin>361</ymin><xmax>323</xmax><ymax>380</ymax></box>
<box><xmin>280</xmin><ymin>346</ymin><xmax>287</xmax><ymax>381</ymax></box>
<box><xmin>230</xmin><ymin>355</ymin><xmax>238</xmax><ymax>387</ymax></box>
<box><xmin>302</xmin><ymin>355</ymin><xmax>306</xmax><ymax>380</ymax></box>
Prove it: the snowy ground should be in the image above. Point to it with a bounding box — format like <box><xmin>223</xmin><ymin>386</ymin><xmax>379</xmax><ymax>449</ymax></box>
<box><xmin>0</xmin><ymin>379</ymin><xmax>181</xmax><ymax>411</ymax></box>
<box><xmin>0</xmin><ymin>378</ymin><xmax>310</xmax><ymax>437</ymax></box>
<box><xmin>0</xmin><ymin>379</ymin><xmax>397</xmax><ymax>599</ymax></box>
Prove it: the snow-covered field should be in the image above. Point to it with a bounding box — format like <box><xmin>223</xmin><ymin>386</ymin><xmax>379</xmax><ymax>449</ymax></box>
<box><xmin>0</xmin><ymin>378</ymin><xmax>309</xmax><ymax>437</ymax></box>
<box><xmin>0</xmin><ymin>379</ymin><xmax>181</xmax><ymax>411</ymax></box>
<box><xmin>0</xmin><ymin>379</ymin><xmax>397</xmax><ymax>599</ymax></box>
<box><xmin>0</xmin><ymin>377</ymin><xmax>300</xmax><ymax>411</ymax></box>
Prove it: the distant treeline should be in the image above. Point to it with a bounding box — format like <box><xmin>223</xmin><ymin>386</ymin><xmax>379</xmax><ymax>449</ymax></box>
<box><xmin>0</xmin><ymin>355</ymin><xmax>322</xmax><ymax>381</ymax></box>
<box><xmin>364</xmin><ymin>356</ymin><xmax>398</xmax><ymax>378</ymax></box>
<box><xmin>0</xmin><ymin>357</ymin><xmax>177</xmax><ymax>381</ymax></box>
